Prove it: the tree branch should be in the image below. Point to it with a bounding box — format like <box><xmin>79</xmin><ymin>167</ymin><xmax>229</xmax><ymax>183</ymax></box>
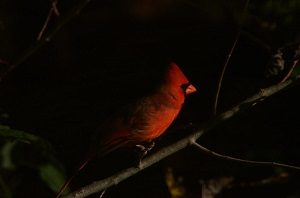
<box><xmin>281</xmin><ymin>59</ymin><xmax>299</xmax><ymax>83</ymax></box>
<box><xmin>63</xmin><ymin>76</ymin><xmax>300</xmax><ymax>198</ymax></box>
<box><xmin>0</xmin><ymin>0</ymin><xmax>92</xmax><ymax>83</ymax></box>
<box><xmin>213</xmin><ymin>32</ymin><xmax>240</xmax><ymax>115</ymax></box>
<box><xmin>63</xmin><ymin>131</ymin><xmax>202</xmax><ymax>198</ymax></box>
<box><xmin>191</xmin><ymin>141</ymin><xmax>300</xmax><ymax>171</ymax></box>
<box><xmin>213</xmin><ymin>0</ymin><xmax>250</xmax><ymax>115</ymax></box>
<box><xmin>37</xmin><ymin>0</ymin><xmax>60</xmax><ymax>41</ymax></box>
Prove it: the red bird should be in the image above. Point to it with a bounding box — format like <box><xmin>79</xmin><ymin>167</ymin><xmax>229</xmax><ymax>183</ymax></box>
<box><xmin>56</xmin><ymin>62</ymin><xmax>196</xmax><ymax>197</ymax></box>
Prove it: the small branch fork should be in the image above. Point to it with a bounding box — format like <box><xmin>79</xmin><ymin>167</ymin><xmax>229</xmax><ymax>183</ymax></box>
<box><xmin>62</xmin><ymin>76</ymin><xmax>300</xmax><ymax>198</ymax></box>
<box><xmin>37</xmin><ymin>0</ymin><xmax>60</xmax><ymax>41</ymax></box>
<box><xmin>0</xmin><ymin>0</ymin><xmax>92</xmax><ymax>83</ymax></box>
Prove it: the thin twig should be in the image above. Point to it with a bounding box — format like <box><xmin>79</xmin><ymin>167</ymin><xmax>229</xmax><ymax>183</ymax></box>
<box><xmin>63</xmin><ymin>76</ymin><xmax>300</xmax><ymax>198</ymax></box>
<box><xmin>191</xmin><ymin>141</ymin><xmax>300</xmax><ymax>171</ymax></box>
<box><xmin>99</xmin><ymin>189</ymin><xmax>106</xmax><ymax>198</ymax></box>
<box><xmin>37</xmin><ymin>0</ymin><xmax>60</xmax><ymax>41</ymax></box>
<box><xmin>281</xmin><ymin>59</ymin><xmax>299</xmax><ymax>82</ymax></box>
<box><xmin>237</xmin><ymin>172</ymin><xmax>289</xmax><ymax>188</ymax></box>
<box><xmin>52</xmin><ymin>0</ymin><xmax>60</xmax><ymax>16</ymax></box>
<box><xmin>37</xmin><ymin>8</ymin><xmax>55</xmax><ymax>41</ymax></box>
<box><xmin>213</xmin><ymin>0</ymin><xmax>250</xmax><ymax>115</ymax></box>
<box><xmin>213</xmin><ymin>32</ymin><xmax>240</xmax><ymax>115</ymax></box>
<box><xmin>0</xmin><ymin>0</ymin><xmax>92</xmax><ymax>84</ymax></box>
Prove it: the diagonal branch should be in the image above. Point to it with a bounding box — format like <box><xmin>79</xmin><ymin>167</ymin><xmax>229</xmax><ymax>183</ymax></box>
<box><xmin>63</xmin><ymin>131</ymin><xmax>201</xmax><ymax>198</ymax></box>
<box><xmin>63</xmin><ymin>76</ymin><xmax>300</xmax><ymax>198</ymax></box>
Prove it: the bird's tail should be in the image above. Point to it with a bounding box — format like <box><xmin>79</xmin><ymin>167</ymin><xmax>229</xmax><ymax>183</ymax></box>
<box><xmin>55</xmin><ymin>157</ymin><xmax>92</xmax><ymax>198</ymax></box>
<box><xmin>55</xmin><ymin>137</ymin><xmax>130</xmax><ymax>198</ymax></box>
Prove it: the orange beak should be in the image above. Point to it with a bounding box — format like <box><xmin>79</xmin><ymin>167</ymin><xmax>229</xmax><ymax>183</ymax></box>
<box><xmin>186</xmin><ymin>84</ymin><xmax>197</xmax><ymax>95</ymax></box>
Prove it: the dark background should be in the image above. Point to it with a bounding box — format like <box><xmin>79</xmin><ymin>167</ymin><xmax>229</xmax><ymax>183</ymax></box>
<box><xmin>0</xmin><ymin>0</ymin><xmax>299</xmax><ymax>197</ymax></box>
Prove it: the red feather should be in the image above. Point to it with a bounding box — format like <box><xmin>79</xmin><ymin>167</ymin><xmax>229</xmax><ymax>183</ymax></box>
<box><xmin>55</xmin><ymin>62</ymin><xmax>196</xmax><ymax>197</ymax></box>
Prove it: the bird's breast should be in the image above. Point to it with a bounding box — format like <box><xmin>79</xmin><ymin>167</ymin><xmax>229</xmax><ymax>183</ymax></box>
<box><xmin>132</xmin><ymin>106</ymin><xmax>181</xmax><ymax>141</ymax></box>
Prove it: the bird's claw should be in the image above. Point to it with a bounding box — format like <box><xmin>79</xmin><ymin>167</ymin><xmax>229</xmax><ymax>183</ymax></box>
<box><xmin>135</xmin><ymin>142</ymin><xmax>155</xmax><ymax>167</ymax></box>
<box><xmin>136</xmin><ymin>142</ymin><xmax>155</xmax><ymax>153</ymax></box>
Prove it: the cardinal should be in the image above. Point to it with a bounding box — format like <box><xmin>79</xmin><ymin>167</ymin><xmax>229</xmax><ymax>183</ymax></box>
<box><xmin>56</xmin><ymin>62</ymin><xmax>196</xmax><ymax>197</ymax></box>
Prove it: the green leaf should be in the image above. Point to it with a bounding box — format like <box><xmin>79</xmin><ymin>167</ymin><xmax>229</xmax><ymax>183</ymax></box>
<box><xmin>0</xmin><ymin>125</ymin><xmax>67</xmax><ymax>193</ymax></box>
<box><xmin>1</xmin><ymin>141</ymin><xmax>17</xmax><ymax>170</ymax></box>
<box><xmin>0</xmin><ymin>125</ymin><xmax>39</xmax><ymax>143</ymax></box>
<box><xmin>0</xmin><ymin>125</ymin><xmax>54</xmax><ymax>155</ymax></box>
<box><xmin>38</xmin><ymin>164</ymin><xmax>68</xmax><ymax>193</ymax></box>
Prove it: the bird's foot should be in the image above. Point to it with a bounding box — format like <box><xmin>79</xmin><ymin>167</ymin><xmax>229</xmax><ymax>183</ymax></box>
<box><xmin>135</xmin><ymin>142</ymin><xmax>155</xmax><ymax>167</ymax></box>
<box><xmin>136</xmin><ymin>142</ymin><xmax>155</xmax><ymax>157</ymax></box>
